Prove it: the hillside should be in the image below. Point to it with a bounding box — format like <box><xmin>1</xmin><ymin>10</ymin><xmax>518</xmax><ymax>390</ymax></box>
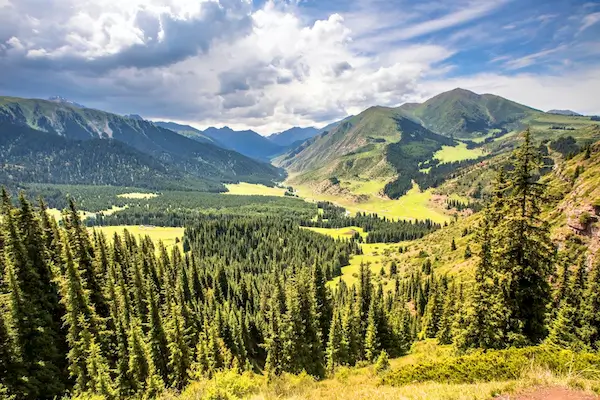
<box><xmin>0</xmin><ymin>96</ymin><xmax>283</xmax><ymax>185</ymax></box>
<box><xmin>0</xmin><ymin>122</ymin><xmax>221</xmax><ymax>191</ymax></box>
<box><xmin>399</xmin><ymin>88</ymin><xmax>538</xmax><ymax>138</ymax></box>
<box><xmin>548</xmin><ymin>109</ymin><xmax>582</xmax><ymax>116</ymax></box>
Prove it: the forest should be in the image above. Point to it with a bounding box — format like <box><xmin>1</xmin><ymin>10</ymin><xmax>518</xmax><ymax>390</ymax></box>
<box><xmin>1</xmin><ymin>130</ymin><xmax>600</xmax><ymax>400</ymax></box>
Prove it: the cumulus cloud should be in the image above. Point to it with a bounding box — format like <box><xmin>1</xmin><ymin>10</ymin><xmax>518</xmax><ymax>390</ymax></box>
<box><xmin>0</xmin><ymin>0</ymin><xmax>598</xmax><ymax>134</ymax></box>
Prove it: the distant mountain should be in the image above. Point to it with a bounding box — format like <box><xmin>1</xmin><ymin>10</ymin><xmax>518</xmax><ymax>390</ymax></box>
<box><xmin>124</xmin><ymin>114</ymin><xmax>144</xmax><ymax>121</ymax></box>
<box><xmin>0</xmin><ymin>96</ymin><xmax>283</xmax><ymax>186</ymax></box>
<box><xmin>547</xmin><ymin>109</ymin><xmax>582</xmax><ymax>116</ymax></box>
<box><xmin>153</xmin><ymin>121</ymin><xmax>220</xmax><ymax>145</ymax></box>
<box><xmin>268</xmin><ymin>127</ymin><xmax>320</xmax><ymax>147</ymax></box>
<box><xmin>399</xmin><ymin>88</ymin><xmax>538</xmax><ymax>138</ymax></box>
<box><xmin>0</xmin><ymin>122</ymin><xmax>220</xmax><ymax>191</ymax></box>
<box><xmin>48</xmin><ymin>96</ymin><xmax>86</xmax><ymax>109</ymax></box>
<box><xmin>202</xmin><ymin>126</ymin><xmax>283</xmax><ymax>161</ymax></box>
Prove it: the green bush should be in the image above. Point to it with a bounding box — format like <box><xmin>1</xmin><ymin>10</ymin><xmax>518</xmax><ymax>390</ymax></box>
<box><xmin>381</xmin><ymin>346</ymin><xmax>600</xmax><ymax>386</ymax></box>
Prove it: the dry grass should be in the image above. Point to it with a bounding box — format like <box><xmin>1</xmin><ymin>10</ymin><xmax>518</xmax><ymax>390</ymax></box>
<box><xmin>157</xmin><ymin>365</ymin><xmax>600</xmax><ymax>400</ymax></box>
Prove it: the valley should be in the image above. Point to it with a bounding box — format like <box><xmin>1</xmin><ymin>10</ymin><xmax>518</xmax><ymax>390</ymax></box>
<box><xmin>1</xmin><ymin>88</ymin><xmax>600</xmax><ymax>400</ymax></box>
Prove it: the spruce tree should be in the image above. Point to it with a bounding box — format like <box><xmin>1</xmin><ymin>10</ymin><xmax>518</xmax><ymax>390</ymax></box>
<box><xmin>581</xmin><ymin>257</ymin><xmax>600</xmax><ymax>348</ymax></box>
<box><xmin>3</xmin><ymin>193</ymin><xmax>65</xmax><ymax>398</ymax></box>
<box><xmin>498</xmin><ymin>129</ymin><xmax>554</xmax><ymax>344</ymax></box>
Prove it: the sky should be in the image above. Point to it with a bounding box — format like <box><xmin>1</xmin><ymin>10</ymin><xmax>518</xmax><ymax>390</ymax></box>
<box><xmin>0</xmin><ymin>0</ymin><xmax>599</xmax><ymax>135</ymax></box>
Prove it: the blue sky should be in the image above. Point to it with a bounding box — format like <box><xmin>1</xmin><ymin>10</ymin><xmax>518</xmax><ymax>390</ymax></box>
<box><xmin>0</xmin><ymin>0</ymin><xmax>599</xmax><ymax>134</ymax></box>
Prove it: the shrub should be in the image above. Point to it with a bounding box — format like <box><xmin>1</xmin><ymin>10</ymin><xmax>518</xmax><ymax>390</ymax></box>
<box><xmin>381</xmin><ymin>346</ymin><xmax>600</xmax><ymax>386</ymax></box>
<box><xmin>375</xmin><ymin>350</ymin><xmax>391</xmax><ymax>374</ymax></box>
<box><xmin>580</xmin><ymin>212</ymin><xmax>592</xmax><ymax>226</ymax></box>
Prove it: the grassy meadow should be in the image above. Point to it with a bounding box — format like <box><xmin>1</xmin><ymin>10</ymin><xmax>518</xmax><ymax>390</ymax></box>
<box><xmin>433</xmin><ymin>142</ymin><xmax>486</xmax><ymax>163</ymax></box>
<box><xmin>90</xmin><ymin>225</ymin><xmax>185</xmax><ymax>253</ymax></box>
<box><xmin>294</xmin><ymin>182</ymin><xmax>451</xmax><ymax>224</ymax></box>
<box><xmin>225</xmin><ymin>183</ymin><xmax>287</xmax><ymax>196</ymax></box>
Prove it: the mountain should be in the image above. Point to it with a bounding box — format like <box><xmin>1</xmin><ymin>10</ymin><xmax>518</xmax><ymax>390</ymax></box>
<box><xmin>399</xmin><ymin>88</ymin><xmax>538</xmax><ymax>138</ymax></box>
<box><xmin>276</xmin><ymin>106</ymin><xmax>456</xmax><ymax>199</ymax></box>
<box><xmin>47</xmin><ymin>96</ymin><xmax>86</xmax><ymax>109</ymax></box>
<box><xmin>0</xmin><ymin>96</ymin><xmax>283</xmax><ymax>185</ymax></box>
<box><xmin>124</xmin><ymin>114</ymin><xmax>144</xmax><ymax>121</ymax></box>
<box><xmin>153</xmin><ymin>121</ymin><xmax>220</xmax><ymax>145</ymax></box>
<box><xmin>201</xmin><ymin>126</ymin><xmax>284</xmax><ymax>161</ymax></box>
<box><xmin>547</xmin><ymin>109</ymin><xmax>582</xmax><ymax>116</ymax></box>
<box><xmin>268</xmin><ymin>126</ymin><xmax>320</xmax><ymax>147</ymax></box>
<box><xmin>0</xmin><ymin>122</ymin><xmax>220</xmax><ymax>191</ymax></box>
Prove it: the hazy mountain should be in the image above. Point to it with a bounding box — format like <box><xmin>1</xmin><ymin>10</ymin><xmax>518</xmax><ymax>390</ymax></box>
<box><xmin>547</xmin><ymin>109</ymin><xmax>582</xmax><ymax>116</ymax></box>
<box><xmin>268</xmin><ymin>126</ymin><xmax>320</xmax><ymax>147</ymax></box>
<box><xmin>0</xmin><ymin>96</ymin><xmax>283</xmax><ymax>185</ymax></box>
<box><xmin>47</xmin><ymin>96</ymin><xmax>86</xmax><ymax>109</ymax></box>
<box><xmin>124</xmin><ymin>114</ymin><xmax>144</xmax><ymax>121</ymax></box>
<box><xmin>202</xmin><ymin>126</ymin><xmax>284</xmax><ymax>161</ymax></box>
<box><xmin>153</xmin><ymin>121</ymin><xmax>220</xmax><ymax>145</ymax></box>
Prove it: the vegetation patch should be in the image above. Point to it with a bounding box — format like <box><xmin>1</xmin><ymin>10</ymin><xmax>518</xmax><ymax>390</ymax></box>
<box><xmin>382</xmin><ymin>346</ymin><xmax>600</xmax><ymax>386</ymax></box>
<box><xmin>433</xmin><ymin>142</ymin><xmax>486</xmax><ymax>164</ymax></box>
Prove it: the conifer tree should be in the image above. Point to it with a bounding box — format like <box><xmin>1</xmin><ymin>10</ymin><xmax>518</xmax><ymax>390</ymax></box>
<box><xmin>3</xmin><ymin>193</ymin><xmax>65</xmax><ymax>398</ymax></box>
<box><xmin>581</xmin><ymin>257</ymin><xmax>600</xmax><ymax>348</ymax></box>
<box><xmin>364</xmin><ymin>297</ymin><xmax>379</xmax><ymax>362</ymax></box>
<box><xmin>498</xmin><ymin>129</ymin><xmax>554</xmax><ymax>344</ymax></box>
<box><xmin>325</xmin><ymin>309</ymin><xmax>344</xmax><ymax>373</ymax></box>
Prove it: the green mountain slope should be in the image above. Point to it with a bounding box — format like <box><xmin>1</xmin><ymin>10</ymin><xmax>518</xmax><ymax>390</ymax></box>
<box><xmin>0</xmin><ymin>96</ymin><xmax>283</xmax><ymax>185</ymax></box>
<box><xmin>276</xmin><ymin>106</ymin><xmax>456</xmax><ymax>199</ymax></box>
<box><xmin>399</xmin><ymin>88</ymin><xmax>538</xmax><ymax>138</ymax></box>
<box><xmin>0</xmin><ymin>122</ymin><xmax>221</xmax><ymax>191</ymax></box>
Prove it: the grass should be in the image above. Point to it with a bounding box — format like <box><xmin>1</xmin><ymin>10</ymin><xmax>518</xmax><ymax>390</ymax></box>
<box><xmin>225</xmin><ymin>183</ymin><xmax>287</xmax><ymax>197</ymax></box>
<box><xmin>90</xmin><ymin>225</ymin><xmax>184</xmax><ymax>252</ymax></box>
<box><xmin>294</xmin><ymin>182</ymin><xmax>451</xmax><ymax>224</ymax></box>
<box><xmin>154</xmin><ymin>341</ymin><xmax>600</xmax><ymax>400</ymax></box>
<box><xmin>303</xmin><ymin>226</ymin><xmax>368</xmax><ymax>241</ymax></box>
<box><xmin>117</xmin><ymin>192</ymin><xmax>158</xmax><ymax>199</ymax></box>
<box><xmin>433</xmin><ymin>142</ymin><xmax>486</xmax><ymax>164</ymax></box>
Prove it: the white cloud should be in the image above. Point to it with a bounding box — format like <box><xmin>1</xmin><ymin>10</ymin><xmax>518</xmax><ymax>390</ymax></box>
<box><xmin>579</xmin><ymin>12</ymin><xmax>600</xmax><ymax>34</ymax></box>
<box><xmin>1</xmin><ymin>0</ymin><xmax>598</xmax><ymax>136</ymax></box>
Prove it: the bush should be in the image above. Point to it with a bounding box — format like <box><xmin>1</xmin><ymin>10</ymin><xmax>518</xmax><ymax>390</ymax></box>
<box><xmin>381</xmin><ymin>346</ymin><xmax>600</xmax><ymax>386</ymax></box>
<box><xmin>375</xmin><ymin>350</ymin><xmax>391</xmax><ymax>374</ymax></box>
<box><xmin>580</xmin><ymin>212</ymin><xmax>592</xmax><ymax>226</ymax></box>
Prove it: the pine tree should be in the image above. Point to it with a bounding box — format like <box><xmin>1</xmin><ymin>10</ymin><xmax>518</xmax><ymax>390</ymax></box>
<box><xmin>312</xmin><ymin>264</ymin><xmax>332</xmax><ymax>343</ymax></box>
<box><xmin>325</xmin><ymin>309</ymin><xmax>344</xmax><ymax>373</ymax></box>
<box><xmin>581</xmin><ymin>257</ymin><xmax>600</xmax><ymax>348</ymax></box>
<box><xmin>451</xmin><ymin>238</ymin><xmax>457</xmax><ymax>251</ymax></box>
<box><xmin>497</xmin><ymin>129</ymin><xmax>554</xmax><ymax>344</ymax></box>
<box><xmin>456</xmin><ymin>212</ymin><xmax>508</xmax><ymax>350</ymax></box>
<box><xmin>437</xmin><ymin>282</ymin><xmax>457</xmax><ymax>345</ymax></box>
<box><xmin>2</xmin><ymin>193</ymin><xmax>65</xmax><ymax>398</ymax></box>
<box><xmin>60</xmin><ymin>242</ymin><xmax>102</xmax><ymax>395</ymax></box>
<box><xmin>364</xmin><ymin>297</ymin><xmax>379</xmax><ymax>362</ymax></box>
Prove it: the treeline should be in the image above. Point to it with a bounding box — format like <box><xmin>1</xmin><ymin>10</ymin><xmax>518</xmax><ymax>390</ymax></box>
<box><xmin>94</xmin><ymin>192</ymin><xmax>317</xmax><ymax>226</ymax></box>
<box><xmin>303</xmin><ymin>203</ymin><xmax>440</xmax><ymax>243</ymax></box>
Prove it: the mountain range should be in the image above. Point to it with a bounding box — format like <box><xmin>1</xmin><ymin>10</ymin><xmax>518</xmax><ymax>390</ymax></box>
<box><xmin>2</xmin><ymin>88</ymin><xmax>598</xmax><ymax>198</ymax></box>
<box><xmin>275</xmin><ymin>88</ymin><xmax>600</xmax><ymax>199</ymax></box>
<box><xmin>0</xmin><ymin>96</ymin><xmax>283</xmax><ymax>190</ymax></box>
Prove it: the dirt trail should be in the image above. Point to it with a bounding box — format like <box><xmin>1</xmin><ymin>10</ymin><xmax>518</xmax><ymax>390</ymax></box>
<box><xmin>498</xmin><ymin>386</ymin><xmax>598</xmax><ymax>400</ymax></box>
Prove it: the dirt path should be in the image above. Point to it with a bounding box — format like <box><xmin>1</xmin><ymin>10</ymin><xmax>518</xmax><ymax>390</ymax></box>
<box><xmin>499</xmin><ymin>386</ymin><xmax>598</xmax><ymax>400</ymax></box>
